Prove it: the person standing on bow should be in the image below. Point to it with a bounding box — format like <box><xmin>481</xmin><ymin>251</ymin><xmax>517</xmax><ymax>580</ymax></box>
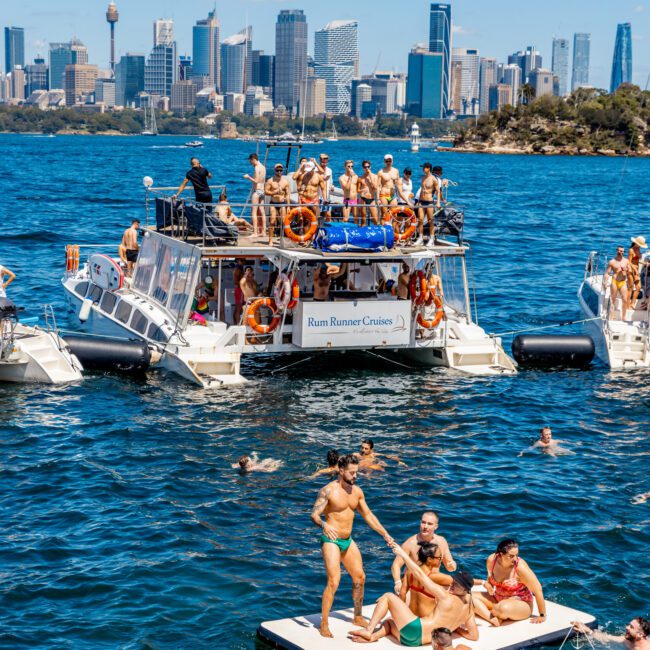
<box><xmin>0</xmin><ymin>263</ymin><xmax>16</xmax><ymax>299</ymax></box>
<box><xmin>174</xmin><ymin>157</ymin><xmax>213</xmax><ymax>209</ymax></box>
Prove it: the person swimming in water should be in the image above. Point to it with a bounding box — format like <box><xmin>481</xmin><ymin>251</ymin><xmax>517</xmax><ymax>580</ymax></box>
<box><xmin>233</xmin><ymin>453</ymin><xmax>283</xmax><ymax>474</ymax></box>
<box><xmin>311</xmin><ymin>449</ymin><xmax>341</xmax><ymax>478</ymax></box>
<box><xmin>572</xmin><ymin>616</ymin><xmax>650</xmax><ymax>649</ymax></box>
<box><xmin>518</xmin><ymin>427</ymin><xmax>571</xmax><ymax>458</ymax></box>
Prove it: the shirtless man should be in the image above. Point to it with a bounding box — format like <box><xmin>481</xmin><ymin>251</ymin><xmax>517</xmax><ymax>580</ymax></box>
<box><xmin>357</xmin><ymin>160</ymin><xmax>379</xmax><ymax>226</ymax></box>
<box><xmin>232</xmin><ymin>259</ymin><xmax>245</xmax><ymax>324</ymax></box>
<box><xmin>215</xmin><ymin>191</ymin><xmax>253</xmax><ymax>231</ymax></box>
<box><xmin>377</xmin><ymin>154</ymin><xmax>410</xmax><ymax>221</ymax></box>
<box><xmin>311</xmin><ymin>449</ymin><xmax>340</xmax><ymax>478</ymax></box>
<box><xmin>316</xmin><ymin>153</ymin><xmax>333</xmax><ymax>219</ymax></box>
<box><xmin>573</xmin><ymin>617</ymin><xmax>650</xmax><ymax>649</ymax></box>
<box><xmin>313</xmin><ymin>264</ymin><xmax>346</xmax><ymax>302</ymax></box>
<box><xmin>239</xmin><ymin>266</ymin><xmax>259</xmax><ymax>304</ymax></box>
<box><xmin>295</xmin><ymin>159</ymin><xmax>325</xmax><ymax>219</ymax></box>
<box><xmin>244</xmin><ymin>153</ymin><xmax>267</xmax><ymax>237</ymax></box>
<box><xmin>417</xmin><ymin>163</ymin><xmax>443</xmax><ymax>246</ymax></box>
<box><xmin>339</xmin><ymin>160</ymin><xmax>359</xmax><ymax>223</ymax></box>
<box><xmin>311</xmin><ymin>454</ymin><xmax>393</xmax><ymax>638</ymax></box>
<box><xmin>234</xmin><ymin>453</ymin><xmax>283</xmax><ymax>474</ymax></box>
<box><xmin>120</xmin><ymin>219</ymin><xmax>140</xmax><ymax>277</ymax></box>
<box><xmin>433</xmin><ymin>627</ymin><xmax>472</xmax><ymax>650</ymax></box>
<box><xmin>264</xmin><ymin>164</ymin><xmax>290</xmax><ymax>245</ymax></box>
<box><xmin>397</xmin><ymin>263</ymin><xmax>411</xmax><ymax>301</ymax></box>
<box><xmin>391</xmin><ymin>511</ymin><xmax>457</xmax><ymax>596</ymax></box>
<box><xmin>608</xmin><ymin>245</ymin><xmax>632</xmax><ymax>319</ymax></box>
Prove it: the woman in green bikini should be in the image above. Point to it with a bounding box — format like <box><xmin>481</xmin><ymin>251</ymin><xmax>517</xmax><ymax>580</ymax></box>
<box><xmin>349</xmin><ymin>542</ymin><xmax>479</xmax><ymax>646</ymax></box>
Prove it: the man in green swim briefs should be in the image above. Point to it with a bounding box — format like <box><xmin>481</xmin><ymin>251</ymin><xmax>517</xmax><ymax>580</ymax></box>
<box><xmin>311</xmin><ymin>454</ymin><xmax>393</xmax><ymax>638</ymax></box>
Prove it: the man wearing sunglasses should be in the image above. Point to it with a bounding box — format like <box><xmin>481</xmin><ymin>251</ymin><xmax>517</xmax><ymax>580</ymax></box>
<box><xmin>357</xmin><ymin>160</ymin><xmax>379</xmax><ymax>226</ymax></box>
<box><xmin>339</xmin><ymin>160</ymin><xmax>359</xmax><ymax>223</ymax></box>
<box><xmin>378</xmin><ymin>154</ymin><xmax>412</xmax><ymax>221</ymax></box>
<box><xmin>264</xmin><ymin>164</ymin><xmax>290</xmax><ymax>245</ymax></box>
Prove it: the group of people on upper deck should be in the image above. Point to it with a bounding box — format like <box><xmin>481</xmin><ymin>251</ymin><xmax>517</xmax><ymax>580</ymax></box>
<box><xmin>173</xmin><ymin>153</ymin><xmax>450</xmax><ymax>247</ymax></box>
<box><xmin>607</xmin><ymin>235</ymin><xmax>649</xmax><ymax>318</ymax></box>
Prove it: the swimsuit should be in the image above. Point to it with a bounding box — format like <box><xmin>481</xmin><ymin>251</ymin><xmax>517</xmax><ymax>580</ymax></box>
<box><xmin>361</xmin><ymin>197</ymin><xmax>374</xmax><ymax>205</ymax></box>
<box><xmin>234</xmin><ymin>287</ymin><xmax>244</xmax><ymax>305</ymax></box>
<box><xmin>613</xmin><ymin>278</ymin><xmax>627</xmax><ymax>290</ymax></box>
<box><xmin>488</xmin><ymin>556</ymin><xmax>534</xmax><ymax>604</ymax></box>
<box><xmin>419</xmin><ymin>199</ymin><xmax>434</xmax><ymax>207</ymax></box>
<box><xmin>344</xmin><ymin>198</ymin><xmax>359</xmax><ymax>206</ymax></box>
<box><xmin>125</xmin><ymin>249</ymin><xmax>138</xmax><ymax>263</ymax></box>
<box><xmin>300</xmin><ymin>196</ymin><xmax>318</xmax><ymax>206</ymax></box>
<box><xmin>380</xmin><ymin>193</ymin><xmax>395</xmax><ymax>203</ymax></box>
<box><xmin>399</xmin><ymin>617</ymin><xmax>423</xmax><ymax>647</ymax></box>
<box><xmin>320</xmin><ymin>534</ymin><xmax>352</xmax><ymax>552</ymax></box>
<box><xmin>408</xmin><ymin>575</ymin><xmax>437</xmax><ymax>600</ymax></box>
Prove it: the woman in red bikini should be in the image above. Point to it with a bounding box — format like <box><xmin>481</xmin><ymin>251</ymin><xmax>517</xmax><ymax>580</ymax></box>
<box><xmin>473</xmin><ymin>538</ymin><xmax>547</xmax><ymax>626</ymax></box>
<box><xmin>400</xmin><ymin>541</ymin><xmax>452</xmax><ymax>618</ymax></box>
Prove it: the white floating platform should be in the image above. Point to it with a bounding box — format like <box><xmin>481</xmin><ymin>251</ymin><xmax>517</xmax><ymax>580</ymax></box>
<box><xmin>258</xmin><ymin>590</ymin><xmax>596</xmax><ymax>650</ymax></box>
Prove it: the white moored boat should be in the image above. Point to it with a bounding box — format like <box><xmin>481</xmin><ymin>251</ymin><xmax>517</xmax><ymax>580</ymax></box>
<box><xmin>61</xmin><ymin>144</ymin><xmax>515</xmax><ymax>388</ymax></box>
<box><xmin>0</xmin><ymin>300</ymin><xmax>83</xmax><ymax>384</ymax></box>
<box><xmin>578</xmin><ymin>250</ymin><xmax>650</xmax><ymax>369</ymax></box>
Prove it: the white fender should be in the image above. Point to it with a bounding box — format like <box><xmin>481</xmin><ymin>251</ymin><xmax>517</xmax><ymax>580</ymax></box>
<box><xmin>78</xmin><ymin>297</ymin><xmax>93</xmax><ymax>322</ymax></box>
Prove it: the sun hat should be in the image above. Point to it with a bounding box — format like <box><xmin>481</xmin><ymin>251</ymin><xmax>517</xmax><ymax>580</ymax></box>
<box><xmin>631</xmin><ymin>236</ymin><xmax>648</xmax><ymax>248</ymax></box>
<box><xmin>450</xmin><ymin>570</ymin><xmax>474</xmax><ymax>592</ymax></box>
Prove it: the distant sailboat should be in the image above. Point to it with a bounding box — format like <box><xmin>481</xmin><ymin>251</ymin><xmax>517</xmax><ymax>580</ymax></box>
<box><xmin>326</xmin><ymin>121</ymin><xmax>339</xmax><ymax>142</ymax></box>
<box><xmin>142</xmin><ymin>105</ymin><xmax>158</xmax><ymax>136</ymax></box>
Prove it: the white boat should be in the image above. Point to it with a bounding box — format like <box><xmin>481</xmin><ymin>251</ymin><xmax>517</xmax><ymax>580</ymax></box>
<box><xmin>0</xmin><ymin>300</ymin><xmax>83</xmax><ymax>384</ymax></box>
<box><xmin>61</xmin><ymin>144</ymin><xmax>514</xmax><ymax>388</ymax></box>
<box><xmin>141</xmin><ymin>105</ymin><xmax>158</xmax><ymax>136</ymax></box>
<box><xmin>185</xmin><ymin>140</ymin><xmax>204</xmax><ymax>148</ymax></box>
<box><xmin>326</xmin><ymin>122</ymin><xmax>339</xmax><ymax>142</ymax></box>
<box><xmin>578</xmin><ymin>250</ymin><xmax>650</xmax><ymax>369</ymax></box>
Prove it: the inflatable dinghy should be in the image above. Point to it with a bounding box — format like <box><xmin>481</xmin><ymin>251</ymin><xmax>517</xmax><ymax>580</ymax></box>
<box><xmin>257</xmin><ymin>589</ymin><xmax>596</xmax><ymax>650</ymax></box>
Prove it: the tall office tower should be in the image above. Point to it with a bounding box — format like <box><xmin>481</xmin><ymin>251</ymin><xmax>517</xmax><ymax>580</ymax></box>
<box><xmin>145</xmin><ymin>42</ymin><xmax>177</xmax><ymax>98</ymax></box>
<box><xmin>9</xmin><ymin>66</ymin><xmax>25</xmax><ymax>100</ymax></box>
<box><xmin>70</xmin><ymin>39</ymin><xmax>89</xmax><ymax>65</ymax></box>
<box><xmin>179</xmin><ymin>56</ymin><xmax>192</xmax><ymax>81</ymax></box>
<box><xmin>571</xmin><ymin>33</ymin><xmax>590</xmax><ymax>91</ymax></box>
<box><xmin>25</xmin><ymin>57</ymin><xmax>49</xmax><ymax>94</ymax></box>
<box><xmin>478</xmin><ymin>57</ymin><xmax>497</xmax><ymax>114</ymax></box>
<box><xmin>406</xmin><ymin>45</ymin><xmax>445</xmax><ymax>118</ymax></box>
<box><xmin>488</xmin><ymin>84</ymin><xmax>513</xmax><ymax>112</ymax></box>
<box><xmin>5</xmin><ymin>27</ymin><xmax>25</xmax><ymax>74</ymax></box>
<box><xmin>274</xmin><ymin>9</ymin><xmax>308</xmax><ymax>114</ymax></box>
<box><xmin>115</xmin><ymin>53</ymin><xmax>145</xmax><ymax>106</ymax></box>
<box><xmin>529</xmin><ymin>68</ymin><xmax>554</xmax><ymax>98</ymax></box>
<box><xmin>106</xmin><ymin>3</ymin><xmax>119</xmax><ymax>75</ymax></box>
<box><xmin>451</xmin><ymin>48</ymin><xmax>480</xmax><ymax>115</ymax></box>
<box><xmin>551</xmin><ymin>38</ymin><xmax>569</xmax><ymax>96</ymax></box>
<box><xmin>220</xmin><ymin>27</ymin><xmax>252</xmax><ymax>94</ymax></box>
<box><xmin>428</xmin><ymin>3</ymin><xmax>451</xmax><ymax>115</ymax></box>
<box><xmin>192</xmin><ymin>10</ymin><xmax>220</xmax><ymax>90</ymax></box>
<box><xmin>64</xmin><ymin>63</ymin><xmax>98</xmax><ymax>105</ymax></box>
<box><xmin>508</xmin><ymin>46</ymin><xmax>542</xmax><ymax>83</ymax></box>
<box><xmin>500</xmin><ymin>63</ymin><xmax>522</xmax><ymax>104</ymax></box>
<box><xmin>259</xmin><ymin>54</ymin><xmax>275</xmax><ymax>90</ymax></box>
<box><xmin>95</xmin><ymin>78</ymin><xmax>116</xmax><ymax>107</ymax></box>
<box><xmin>610</xmin><ymin>23</ymin><xmax>632</xmax><ymax>92</ymax></box>
<box><xmin>153</xmin><ymin>19</ymin><xmax>174</xmax><ymax>47</ymax></box>
<box><xmin>314</xmin><ymin>20</ymin><xmax>359</xmax><ymax>114</ymax></box>
<box><xmin>49</xmin><ymin>43</ymin><xmax>71</xmax><ymax>89</ymax></box>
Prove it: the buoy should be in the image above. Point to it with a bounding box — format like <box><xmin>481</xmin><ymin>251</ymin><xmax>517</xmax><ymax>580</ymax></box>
<box><xmin>63</xmin><ymin>335</ymin><xmax>151</xmax><ymax>373</ymax></box>
<box><xmin>512</xmin><ymin>335</ymin><xmax>595</xmax><ymax>368</ymax></box>
<box><xmin>78</xmin><ymin>297</ymin><xmax>93</xmax><ymax>322</ymax></box>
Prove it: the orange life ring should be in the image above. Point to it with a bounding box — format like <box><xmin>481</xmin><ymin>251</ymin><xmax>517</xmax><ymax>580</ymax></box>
<box><xmin>389</xmin><ymin>206</ymin><xmax>417</xmax><ymax>242</ymax></box>
<box><xmin>283</xmin><ymin>207</ymin><xmax>319</xmax><ymax>244</ymax></box>
<box><xmin>409</xmin><ymin>270</ymin><xmax>428</xmax><ymax>305</ymax></box>
<box><xmin>73</xmin><ymin>245</ymin><xmax>79</xmax><ymax>272</ymax></box>
<box><xmin>245</xmin><ymin>298</ymin><xmax>281</xmax><ymax>334</ymax></box>
<box><xmin>417</xmin><ymin>295</ymin><xmax>445</xmax><ymax>329</ymax></box>
<box><xmin>66</xmin><ymin>245</ymin><xmax>74</xmax><ymax>272</ymax></box>
<box><xmin>287</xmin><ymin>279</ymin><xmax>300</xmax><ymax>310</ymax></box>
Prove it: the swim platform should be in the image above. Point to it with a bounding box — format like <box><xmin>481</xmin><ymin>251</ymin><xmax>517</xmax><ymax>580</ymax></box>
<box><xmin>257</xmin><ymin>589</ymin><xmax>597</xmax><ymax>650</ymax></box>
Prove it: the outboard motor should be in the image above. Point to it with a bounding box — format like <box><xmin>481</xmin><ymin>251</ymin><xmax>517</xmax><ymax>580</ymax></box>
<box><xmin>0</xmin><ymin>298</ymin><xmax>19</xmax><ymax>359</ymax></box>
<box><xmin>512</xmin><ymin>335</ymin><xmax>595</xmax><ymax>368</ymax></box>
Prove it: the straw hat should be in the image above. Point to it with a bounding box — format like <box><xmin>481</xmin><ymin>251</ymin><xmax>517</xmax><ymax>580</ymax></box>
<box><xmin>631</xmin><ymin>236</ymin><xmax>648</xmax><ymax>248</ymax></box>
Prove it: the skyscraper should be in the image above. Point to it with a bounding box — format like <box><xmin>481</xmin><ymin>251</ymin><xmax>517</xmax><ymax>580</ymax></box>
<box><xmin>479</xmin><ymin>57</ymin><xmax>497</xmax><ymax>114</ymax></box>
<box><xmin>49</xmin><ymin>43</ymin><xmax>71</xmax><ymax>89</ymax></box>
<box><xmin>192</xmin><ymin>10</ymin><xmax>220</xmax><ymax>91</ymax></box>
<box><xmin>25</xmin><ymin>57</ymin><xmax>49</xmax><ymax>94</ymax></box>
<box><xmin>4</xmin><ymin>27</ymin><xmax>25</xmax><ymax>74</ymax></box>
<box><xmin>508</xmin><ymin>46</ymin><xmax>542</xmax><ymax>83</ymax></box>
<box><xmin>115</xmin><ymin>53</ymin><xmax>145</xmax><ymax>106</ymax></box>
<box><xmin>314</xmin><ymin>20</ymin><xmax>359</xmax><ymax>114</ymax></box>
<box><xmin>571</xmin><ymin>33</ymin><xmax>590</xmax><ymax>91</ymax></box>
<box><xmin>610</xmin><ymin>23</ymin><xmax>632</xmax><ymax>93</ymax></box>
<box><xmin>406</xmin><ymin>45</ymin><xmax>445</xmax><ymax>118</ymax></box>
<box><xmin>220</xmin><ymin>27</ymin><xmax>252</xmax><ymax>94</ymax></box>
<box><xmin>153</xmin><ymin>19</ymin><xmax>174</xmax><ymax>47</ymax></box>
<box><xmin>529</xmin><ymin>68</ymin><xmax>554</xmax><ymax>98</ymax></box>
<box><xmin>451</xmin><ymin>48</ymin><xmax>480</xmax><ymax>115</ymax></box>
<box><xmin>145</xmin><ymin>43</ymin><xmax>177</xmax><ymax>98</ymax></box>
<box><xmin>64</xmin><ymin>64</ymin><xmax>98</xmax><ymax>106</ymax></box>
<box><xmin>428</xmin><ymin>4</ymin><xmax>451</xmax><ymax>115</ymax></box>
<box><xmin>274</xmin><ymin>9</ymin><xmax>308</xmax><ymax>113</ymax></box>
<box><xmin>500</xmin><ymin>64</ymin><xmax>522</xmax><ymax>105</ymax></box>
<box><xmin>551</xmin><ymin>38</ymin><xmax>569</xmax><ymax>96</ymax></box>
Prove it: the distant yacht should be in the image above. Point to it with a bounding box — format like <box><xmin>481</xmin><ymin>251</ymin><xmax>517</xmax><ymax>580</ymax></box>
<box><xmin>185</xmin><ymin>140</ymin><xmax>204</xmax><ymax>148</ymax></box>
<box><xmin>141</xmin><ymin>105</ymin><xmax>158</xmax><ymax>136</ymax></box>
<box><xmin>326</xmin><ymin>121</ymin><xmax>339</xmax><ymax>142</ymax></box>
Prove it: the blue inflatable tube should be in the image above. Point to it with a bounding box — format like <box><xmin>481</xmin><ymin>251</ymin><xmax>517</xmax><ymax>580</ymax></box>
<box><xmin>314</xmin><ymin>223</ymin><xmax>394</xmax><ymax>252</ymax></box>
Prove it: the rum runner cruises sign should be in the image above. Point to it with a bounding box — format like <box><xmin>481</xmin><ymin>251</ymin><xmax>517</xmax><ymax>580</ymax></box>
<box><xmin>294</xmin><ymin>301</ymin><xmax>411</xmax><ymax>348</ymax></box>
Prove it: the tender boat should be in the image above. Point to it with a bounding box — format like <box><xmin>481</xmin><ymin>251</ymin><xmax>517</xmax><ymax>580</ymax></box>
<box><xmin>61</xmin><ymin>143</ymin><xmax>515</xmax><ymax>388</ymax></box>
<box><xmin>578</xmin><ymin>250</ymin><xmax>650</xmax><ymax>368</ymax></box>
<box><xmin>184</xmin><ymin>140</ymin><xmax>204</xmax><ymax>148</ymax></box>
<box><xmin>0</xmin><ymin>299</ymin><xmax>83</xmax><ymax>384</ymax></box>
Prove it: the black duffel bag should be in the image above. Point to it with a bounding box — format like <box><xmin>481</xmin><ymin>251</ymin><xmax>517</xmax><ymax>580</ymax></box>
<box><xmin>435</xmin><ymin>205</ymin><xmax>464</xmax><ymax>242</ymax></box>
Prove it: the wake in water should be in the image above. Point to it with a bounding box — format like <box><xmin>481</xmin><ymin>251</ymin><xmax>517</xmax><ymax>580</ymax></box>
<box><xmin>233</xmin><ymin>452</ymin><xmax>284</xmax><ymax>474</ymax></box>
<box><xmin>631</xmin><ymin>491</ymin><xmax>650</xmax><ymax>505</ymax></box>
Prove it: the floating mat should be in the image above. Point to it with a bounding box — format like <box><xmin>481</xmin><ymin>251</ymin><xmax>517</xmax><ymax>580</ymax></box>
<box><xmin>258</xmin><ymin>590</ymin><xmax>596</xmax><ymax>650</ymax></box>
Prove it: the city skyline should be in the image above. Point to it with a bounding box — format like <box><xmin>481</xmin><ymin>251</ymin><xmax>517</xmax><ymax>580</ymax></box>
<box><xmin>3</xmin><ymin>0</ymin><xmax>649</xmax><ymax>91</ymax></box>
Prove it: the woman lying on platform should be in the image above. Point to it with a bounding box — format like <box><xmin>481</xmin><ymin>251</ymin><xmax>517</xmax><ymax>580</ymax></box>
<box><xmin>349</xmin><ymin>542</ymin><xmax>478</xmax><ymax>646</ymax></box>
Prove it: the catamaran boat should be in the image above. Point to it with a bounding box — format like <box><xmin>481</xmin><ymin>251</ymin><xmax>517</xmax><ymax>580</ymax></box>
<box><xmin>578</xmin><ymin>251</ymin><xmax>650</xmax><ymax>369</ymax></box>
<box><xmin>0</xmin><ymin>299</ymin><xmax>83</xmax><ymax>384</ymax></box>
<box><xmin>61</xmin><ymin>143</ymin><xmax>515</xmax><ymax>388</ymax></box>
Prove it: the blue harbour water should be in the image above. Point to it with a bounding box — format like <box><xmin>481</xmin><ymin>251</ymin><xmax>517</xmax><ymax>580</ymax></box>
<box><xmin>0</xmin><ymin>134</ymin><xmax>649</xmax><ymax>649</ymax></box>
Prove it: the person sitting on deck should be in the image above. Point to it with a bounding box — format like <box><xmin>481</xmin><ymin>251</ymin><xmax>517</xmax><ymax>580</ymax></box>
<box><xmin>572</xmin><ymin>617</ymin><xmax>650</xmax><ymax>649</ymax></box>
<box><xmin>215</xmin><ymin>191</ymin><xmax>253</xmax><ymax>231</ymax></box>
<box><xmin>349</xmin><ymin>543</ymin><xmax>478</xmax><ymax>646</ymax></box>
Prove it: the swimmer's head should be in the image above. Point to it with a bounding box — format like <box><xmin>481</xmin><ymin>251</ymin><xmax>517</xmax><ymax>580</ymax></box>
<box><xmin>420</xmin><ymin>510</ymin><xmax>440</xmax><ymax>537</ymax></box>
<box><xmin>626</xmin><ymin>617</ymin><xmax>650</xmax><ymax>642</ymax></box>
<box><xmin>238</xmin><ymin>455</ymin><xmax>253</xmax><ymax>471</ymax></box>
<box><xmin>540</xmin><ymin>427</ymin><xmax>552</xmax><ymax>443</ymax></box>
<box><xmin>326</xmin><ymin>449</ymin><xmax>340</xmax><ymax>467</ymax></box>
<box><xmin>417</xmin><ymin>541</ymin><xmax>441</xmax><ymax>566</ymax></box>
<box><xmin>360</xmin><ymin>438</ymin><xmax>374</xmax><ymax>455</ymax></box>
<box><xmin>496</xmin><ymin>539</ymin><xmax>519</xmax><ymax>566</ymax></box>
<box><xmin>337</xmin><ymin>454</ymin><xmax>359</xmax><ymax>486</ymax></box>
<box><xmin>432</xmin><ymin>627</ymin><xmax>453</xmax><ymax>648</ymax></box>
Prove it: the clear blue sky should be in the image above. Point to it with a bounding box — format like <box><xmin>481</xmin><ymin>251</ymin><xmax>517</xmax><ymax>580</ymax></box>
<box><xmin>5</xmin><ymin>0</ymin><xmax>650</xmax><ymax>90</ymax></box>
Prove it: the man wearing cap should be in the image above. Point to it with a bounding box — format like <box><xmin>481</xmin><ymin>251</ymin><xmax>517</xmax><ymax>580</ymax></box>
<box><xmin>265</xmin><ymin>165</ymin><xmax>290</xmax><ymax>245</ymax></box>
<box><xmin>295</xmin><ymin>158</ymin><xmax>326</xmax><ymax>218</ymax></box>
<box><xmin>628</xmin><ymin>236</ymin><xmax>648</xmax><ymax>309</ymax></box>
<box><xmin>377</xmin><ymin>154</ymin><xmax>411</xmax><ymax>219</ymax></box>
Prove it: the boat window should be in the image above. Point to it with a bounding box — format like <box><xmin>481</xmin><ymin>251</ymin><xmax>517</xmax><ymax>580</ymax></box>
<box><xmin>148</xmin><ymin>323</ymin><xmax>169</xmax><ymax>342</ymax></box>
<box><xmin>115</xmin><ymin>301</ymin><xmax>132</xmax><ymax>324</ymax></box>
<box><xmin>130</xmin><ymin>310</ymin><xmax>149</xmax><ymax>334</ymax></box>
<box><xmin>100</xmin><ymin>292</ymin><xmax>118</xmax><ymax>314</ymax></box>
<box><xmin>76</xmin><ymin>281</ymin><xmax>89</xmax><ymax>297</ymax></box>
<box><xmin>436</xmin><ymin>255</ymin><xmax>467</xmax><ymax>316</ymax></box>
<box><xmin>88</xmin><ymin>284</ymin><xmax>103</xmax><ymax>303</ymax></box>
